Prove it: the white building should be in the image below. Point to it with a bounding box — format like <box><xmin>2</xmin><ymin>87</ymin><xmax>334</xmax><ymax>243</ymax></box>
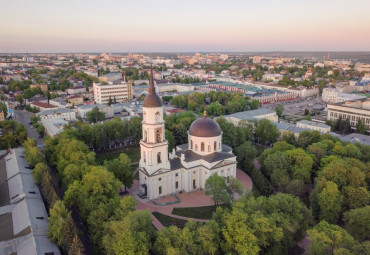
<box><xmin>296</xmin><ymin>120</ymin><xmax>331</xmax><ymax>133</ymax></box>
<box><xmin>66</xmin><ymin>85</ymin><xmax>86</xmax><ymax>95</ymax></box>
<box><xmin>93</xmin><ymin>81</ymin><xmax>132</xmax><ymax>104</ymax></box>
<box><xmin>42</xmin><ymin>118</ymin><xmax>67</xmax><ymax>137</ymax></box>
<box><xmin>98</xmin><ymin>72</ymin><xmax>122</xmax><ymax>83</ymax></box>
<box><xmin>138</xmin><ymin>67</ymin><xmax>237</xmax><ymax>200</ymax></box>
<box><xmin>37</xmin><ymin>108</ymin><xmax>76</xmax><ymax>121</ymax></box>
<box><xmin>223</xmin><ymin>109</ymin><xmax>278</xmax><ymax>126</ymax></box>
<box><xmin>76</xmin><ymin>104</ymin><xmax>114</xmax><ymax>119</ymax></box>
<box><xmin>322</xmin><ymin>88</ymin><xmax>367</xmax><ymax>103</ymax></box>
<box><xmin>327</xmin><ymin>99</ymin><xmax>370</xmax><ymax>132</ymax></box>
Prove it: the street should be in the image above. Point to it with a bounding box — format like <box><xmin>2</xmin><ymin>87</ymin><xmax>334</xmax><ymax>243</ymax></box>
<box><xmin>13</xmin><ymin>110</ymin><xmax>43</xmax><ymax>145</ymax></box>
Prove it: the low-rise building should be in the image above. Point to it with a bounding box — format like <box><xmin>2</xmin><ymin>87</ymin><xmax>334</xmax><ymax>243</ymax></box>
<box><xmin>37</xmin><ymin>108</ymin><xmax>76</xmax><ymax>121</ymax></box>
<box><xmin>66</xmin><ymin>95</ymin><xmax>84</xmax><ymax>105</ymax></box>
<box><xmin>93</xmin><ymin>81</ymin><xmax>132</xmax><ymax>104</ymax></box>
<box><xmin>98</xmin><ymin>73</ymin><xmax>122</xmax><ymax>83</ymax></box>
<box><xmin>30</xmin><ymin>101</ymin><xmax>58</xmax><ymax>111</ymax></box>
<box><xmin>42</xmin><ymin>118</ymin><xmax>67</xmax><ymax>137</ymax></box>
<box><xmin>30</xmin><ymin>84</ymin><xmax>48</xmax><ymax>92</ymax></box>
<box><xmin>223</xmin><ymin>109</ymin><xmax>278</xmax><ymax>126</ymax></box>
<box><xmin>76</xmin><ymin>104</ymin><xmax>114</xmax><ymax>119</ymax></box>
<box><xmin>296</xmin><ymin>120</ymin><xmax>331</xmax><ymax>133</ymax></box>
<box><xmin>327</xmin><ymin>99</ymin><xmax>370</xmax><ymax>132</ymax></box>
<box><xmin>66</xmin><ymin>85</ymin><xmax>86</xmax><ymax>95</ymax></box>
<box><xmin>322</xmin><ymin>88</ymin><xmax>367</xmax><ymax>103</ymax></box>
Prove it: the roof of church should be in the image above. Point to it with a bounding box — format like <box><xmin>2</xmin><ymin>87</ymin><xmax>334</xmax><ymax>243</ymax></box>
<box><xmin>143</xmin><ymin>63</ymin><xmax>163</xmax><ymax>108</ymax></box>
<box><xmin>188</xmin><ymin>112</ymin><xmax>222</xmax><ymax>137</ymax></box>
<box><xmin>175</xmin><ymin>150</ymin><xmax>235</xmax><ymax>163</ymax></box>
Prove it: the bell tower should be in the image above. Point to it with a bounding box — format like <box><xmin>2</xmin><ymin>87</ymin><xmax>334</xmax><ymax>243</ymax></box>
<box><xmin>139</xmin><ymin>62</ymin><xmax>170</xmax><ymax>175</ymax></box>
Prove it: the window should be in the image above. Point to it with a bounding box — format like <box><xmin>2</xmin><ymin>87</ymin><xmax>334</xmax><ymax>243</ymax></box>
<box><xmin>227</xmin><ymin>176</ymin><xmax>230</xmax><ymax>184</ymax></box>
<box><xmin>193</xmin><ymin>179</ymin><xmax>196</xmax><ymax>189</ymax></box>
<box><xmin>159</xmin><ymin>178</ymin><xmax>162</xmax><ymax>181</ymax></box>
<box><xmin>208</xmin><ymin>145</ymin><xmax>211</xmax><ymax>152</ymax></box>
<box><xmin>144</xmin><ymin>130</ymin><xmax>147</xmax><ymax>142</ymax></box>
<box><xmin>156</xmin><ymin>129</ymin><xmax>162</xmax><ymax>143</ymax></box>
<box><xmin>219</xmin><ymin>143</ymin><xmax>221</xmax><ymax>150</ymax></box>
<box><xmin>195</xmin><ymin>144</ymin><xmax>198</xmax><ymax>151</ymax></box>
<box><xmin>214</xmin><ymin>141</ymin><xmax>217</xmax><ymax>151</ymax></box>
<box><xmin>201</xmin><ymin>142</ymin><xmax>205</xmax><ymax>151</ymax></box>
<box><xmin>143</xmin><ymin>152</ymin><xmax>146</xmax><ymax>162</ymax></box>
<box><xmin>157</xmin><ymin>152</ymin><xmax>161</xmax><ymax>163</ymax></box>
<box><xmin>155</xmin><ymin>111</ymin><xmax>160</xmax><ymax>122</ymax></box>
<box><xmin>175</xmin><ymin>173</ymin><xmax>178</xmax><ymax>177</ymax></box>
<box><xmin>159</xmin><ymin>186</ymin><xmax>162</xmax><ymax>195</ymax></box>
<box><xmin>175</xmin><ymin>181</ymin><xmax>178</xmax><ymax>189</ymax></box>
<box><xmin>191</xmin><ymin>140</ymin><xmax>193</xmax><ymax>149</ymax></box>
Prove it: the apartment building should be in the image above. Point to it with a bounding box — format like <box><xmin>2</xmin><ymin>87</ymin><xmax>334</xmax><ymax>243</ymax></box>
<box><xmin>327</xmin><ymin>99</ymin><xmax>370</xmax><ymax>131</ymax></box>
<box><xmin>93</xmin><ymin>81</ymin><xmax>132</xmax><ymax>104</ymax></box>
<box><xmin>322</xmin><ymin>88</ymin><xmax>367</xmax><ymax>103</ymax></box>
<box><xmin>296</xmin><ymin>120</ymin><xmax>331</xmax><ymax>133</ymax></box>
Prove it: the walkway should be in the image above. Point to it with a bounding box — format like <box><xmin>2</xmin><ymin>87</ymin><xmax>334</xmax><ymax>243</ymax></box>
<box><xmin>126</xmin><ymin>169</ymin><xmax>253</xmax><ymax>230</ymax></box>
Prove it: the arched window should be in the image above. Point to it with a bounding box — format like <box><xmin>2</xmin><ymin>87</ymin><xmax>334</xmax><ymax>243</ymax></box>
<box><xmin>191</xmin><ymin>140</ymin><xmax>193</xmax><ymax>149</ymax></box>
<box><xmin>208</xmin><ymin>145</ymin><xmax>211</xmax><ymax>152</ymax></box>
<box><xmin>214</xmin><ymin>141</ymin><xmax>217</xmax><ymax>151</ymax></box>
<box><xmin>143</xmin><ymin>111</ymin><xmax>146</xmax><ymax>120</ymax></box>
<box><xmin>219</xmin><ymin>143</ymin><xmax>221</xmax><ymax>150</ymax></box>
<box><xmin>157</xmin><ymin>152</ymin><xmax>161</xmax><ymax>163</ymax></box>
<box><xmin>143</xmin><ymin>152</ymin><xmax>146</xmax><ymax>162</ymax></box>
<box><xmin>195</xmin><ymin>144</ymin><xmax>198</xmax><ymax>151</ymax></box>
<box><xmin>155</xmin><ymin>112</ymin><xmax>160</xmax><ymax>122</ymax></box>
<box><xmin>201</xmin><ymin>142</ymin><xmax>205</xmax><ymax>152</ymax></box>
<box><xmin>156</xmin><ymin>129</ymin><xmax>161</xmax><ymax>143</ymax></box>
<box><xmin>144</xmin><ymin>130</ymin><xmax>147</xmax><ymax>142</ymax></box>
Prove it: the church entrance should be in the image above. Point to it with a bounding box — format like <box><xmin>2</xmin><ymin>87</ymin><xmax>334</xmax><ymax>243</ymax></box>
<box><xmin>193</xmin><ymin>179</ymin><xmax>196</xmax><ymax>189</ymax></box>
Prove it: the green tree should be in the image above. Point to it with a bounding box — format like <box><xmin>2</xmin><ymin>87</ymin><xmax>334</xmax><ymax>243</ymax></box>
<box><xmin>205</xmin><ymin>174</ymin><xmax>230</xmax><ymax>206</ymax></box>
<box><xmin>343</xmin><ymin>206</ymin><xmax>370</xmax><ymax>242</ymax></box>
<box><xmin>227</xmin><ymin>176</ymin><xmax>244</xmax><ymax>201</ymax></box>
<box><xmin>275</xmin><ymin>104</ymin><xmax>284</xmax><ymax>118</ymax></box>
<box><xmin>318</xmin><ymin>181</ymin><xmax>343</xmax><ymax>223</ymax></box>
<box><xmin>0</xmin><ymin>102</ymin><xmax>8</xmax><ymax>118</ymax></box>
<box><xmin>356</xmin><ymin>119</ymin><xmax>366</xmax><ymax>134</ymax></box>
<box><xmin>104</xmin><ymin>153</ymin><xmax>133</xmax><ymax>192</ymax></box>
<box><xmin>307</xmin><ymin>221</ymin><xmax>356</xmax><ymax>255</ymax></box>
<box><xmin>235</xmin><ymin>141</ymin><xmax>257</xmax><ymax>172</ymax></box>
<box><xmin>25</xmin><ymin>146</ymin><xmax>44</xmax><ymax>167</ymax></box>
<box><xmin>86</xmin><ymin>107</ymin><xmax>105</xmax><ymax>123</ymax></box>
<box><xmin>255</xmin><ymin>119</ymin><xmax>280</xmax><ymax>144</ymax></box>
<box><xmin>31</xmin><ymin>162</ymin><xmax>49</xmax><ymax>185</ymax></box>
<box><xmin>48</xmin><ymin>200</ymin><xmax>69</xmax><ymax>247</ymax></box>
<box><xmin>165</xmin><ymin>129</ymin><xmax>175</xmax><ymax>152</ymax></box>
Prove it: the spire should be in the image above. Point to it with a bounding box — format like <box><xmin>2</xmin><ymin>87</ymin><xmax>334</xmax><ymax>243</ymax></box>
<box><xmin>149</xmin><ymin>53</ymin><xmax>155</xmax><ymax>95</ymax></box>
<box><xmin>203</xmin><ymin>111</ymin><xmax>207</xmax><ymax>118</ymax></box>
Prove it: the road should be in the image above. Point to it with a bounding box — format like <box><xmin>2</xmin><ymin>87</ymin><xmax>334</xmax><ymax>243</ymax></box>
<box><xmin>13</xmin><ymin>110</ymin><xmax>43</xmax><ymax>145</ymax></box>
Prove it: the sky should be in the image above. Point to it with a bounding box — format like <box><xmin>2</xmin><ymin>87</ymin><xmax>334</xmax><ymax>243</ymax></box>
<box><xmin>1</xmin><ymin>0</ymin><xmax>370</xmax><ymax>53</ymax></box>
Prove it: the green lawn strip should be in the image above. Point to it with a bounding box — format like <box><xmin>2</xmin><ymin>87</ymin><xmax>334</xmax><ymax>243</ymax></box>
<box><xmin>152</xmin><ymin>211</ymin><xmax>187</xmax><ymax>228</ymax></box>
<box><xmin>171</xmin><ymin>204</ymin><xmax>229</xmax><ymax>220</ymax></box>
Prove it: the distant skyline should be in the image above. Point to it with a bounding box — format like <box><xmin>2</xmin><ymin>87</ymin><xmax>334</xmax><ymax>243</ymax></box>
<box><xmin>1</xmin><ymin>0</ymin><xmax>370</xmax><ymax>53</ymax></box>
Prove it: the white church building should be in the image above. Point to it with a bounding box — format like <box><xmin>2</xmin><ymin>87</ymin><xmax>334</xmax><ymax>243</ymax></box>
<box><xmin>139</xmin><ymin>66</ymin><xmax>237</xmax><ymax>200</ymax></box>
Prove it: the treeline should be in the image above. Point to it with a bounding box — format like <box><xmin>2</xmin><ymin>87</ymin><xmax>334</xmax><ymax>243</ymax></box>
<box><xmin>170</xmin><ymin>91</ymin><xmax>259</xmax><ymax>116</ymax></box>
<box><xmin>44</xmin><ymin>132</ymin><xmax>153</xmax><ymax>254</ymax></box>
<box><xmin>23</xmin><ymin>138</ymin><xmax>85</xmax><ymax>254</ymax></box>
<box><xmin>0</xmin><ymin>119</ymin><xmax>27</xmax><ymax>149</ymax></box>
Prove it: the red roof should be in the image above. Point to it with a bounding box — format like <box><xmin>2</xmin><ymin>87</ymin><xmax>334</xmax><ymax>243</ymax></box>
<box><xmin>31</xmin><ymin>101</ymin><xmax>56</xmax><ymax>109</ymax></box>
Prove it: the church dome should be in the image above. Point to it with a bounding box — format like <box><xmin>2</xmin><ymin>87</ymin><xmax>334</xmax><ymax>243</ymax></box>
<box><xmin>189</xmin><ymin>114</ymin><xmax>222</xmax><ymax>137</ymax></box>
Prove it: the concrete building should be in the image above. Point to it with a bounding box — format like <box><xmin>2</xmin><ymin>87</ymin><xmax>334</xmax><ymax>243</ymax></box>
<box><xmin>296</xmin><ymin>120</ymin><xmax>331</xmax><ymax>133</ymax></box>
<box><xmin>30</xmin><ymin>84</ymin><xmax>48</xmax><ymax>92</ymax></box>
<box><xmin>66</xmin><ymin>95</ymin><xmax>84</xmax><ymax>105</ymax></box>
<box><xmin>327</xmin><ymin>99</ymin><xmax>370</xmax><ymax>132</ymax></box>
<box><xmin>30</xmin><ymin>101</ymin><xmax>58</xmax><ymax>112</ymax></box>
<box><xmin>322</xmin><ymin>88</ymin><xmax>367</xmax><ymax>103</ymax></box>
<box><xmin>138</xmin><ymin>67</ymin><xmax>237</xmax><ymax>200</ymax></box>
<box><xmin>66</xmin><ymin>85</ymin><xmax>86</xmax><ymax>95</ymax></box>
<box><xmin>223</xmin><ymin>109</ymin><xmax>278</xmax><ymax>126</ymax></box>
<box><xmin>37</xmin><ymin>108</ymin><xmax>76</xmax><ymax>121</ymax></box>
<box><xmin>0</xmin><ymin>148</ymin><xmax>61</xmax><ymax>255</ymax></box>
<box><xmin>42</xmin><ymin>118</ymin><xmax>67</xmax><ymax>137</ymax></box>
<box><xmin>98</xmin><ymin>73</ymin><xmax>122</xmax><ymax>83</ymax></box>
<box><xmin>76</xmin><ymin>104</ymin><xmax>114</xmax><ymax>119</ymax></box>
<box><xmin>93</xmin><ymin>81</ymin><xmax>132</xmax><ymax>104</ymax></box>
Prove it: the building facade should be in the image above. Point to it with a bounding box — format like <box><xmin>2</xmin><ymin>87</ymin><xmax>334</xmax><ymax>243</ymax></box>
<box><xmin>138</xmin><ymin>66</ymin><xmax>237</xmax><ymax>200</ymax></box>
<box><xmin>93</xmin><ymin>82</ymin><xmax>132</xmax><ymax>104</ymax></box>
<box><xmin>327</xmin><ymin>99</ymin><xmax>370</xmax><ymax>132</ymax></box>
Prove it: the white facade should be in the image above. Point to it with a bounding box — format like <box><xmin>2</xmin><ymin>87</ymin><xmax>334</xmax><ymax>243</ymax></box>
<box><xmin>322</xmin><ymin>88</ymin><xmax>367</xmax><ymax>103</ymax></box>
<box><xmin>296</xmin><ymin>120</ymin><xmax>331</xmax><ymax>133</ymax></box>
<box><xmin>76</xmin><ymin>104</ymin><xmax>114</xmax><ymax>119</ymax></box>
<box><xmin>37</xmin><ymin>108</ymin><xmax>76</xmax><ymax>121</ymax></box>
<box><xmin>93</xmin><ymin>82</ymin><xmax>132</xmax><ymax>104</ymax></box>
<box><xmin>66</xmin><ymin>86</ymin><xmax>86</xmax><ymax>95</ymax></box>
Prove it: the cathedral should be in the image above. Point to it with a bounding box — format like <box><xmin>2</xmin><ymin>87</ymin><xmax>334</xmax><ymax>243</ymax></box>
<box><xmin>138</xmin><ymin>66</ymin><xmax>237</xmax><ymax>200</ymax></box>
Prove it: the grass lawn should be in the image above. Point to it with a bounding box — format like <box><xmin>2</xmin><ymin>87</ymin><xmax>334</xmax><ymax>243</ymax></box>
<box><xmin>95</xmin><ymin>145</ymin><xmax>140</xmax><ymax>165</ymax></box>
<box><xmin>152</xmin><ymin>212</ymin><xmax>187</xmax><ymax>228</ymax></box>
<box><xmin>171</xmin><ymin>204</ymin><xmax>229</xmax><ymax>220</ymax></box>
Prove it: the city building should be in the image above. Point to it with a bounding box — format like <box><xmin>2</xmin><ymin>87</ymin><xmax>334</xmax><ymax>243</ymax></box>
<box><xmin>30</xmin><ymin>101</ymin><xmax>58</xmax><ymax>111</ymax></box>
<box><xmin>42</xmin><ymin>118</ymin><xmax>67</xmax><ymax>137</ymax></box>
<box><xmin>98</xmin><ymin>73</ymin><xmax>122</xmax><ymax>83</ymax></box>
<box><xmin>66</xmin><ymin>85</ymin><xmax>86</xmax><ymax>95</ymax></box>
<box><xmin>66</xmin><ymin>95</ymin><xmax>84</xmax><ymax>105</ymax></box>
<box><xmin>30</xmin><ymin>84</ymin><xmax>48</xmax><ymax>92</ymax></box>
<box><xmin>327</xmin><ymin>99</ymin><xmax>370</xmax><ymax>131</ymax></box>
<box><xmin>138</xmin><ymin>66</ymin><xmax>237</xmax><ymax>200</ymax></box>
<box><xmin>296</xmin><ymin>120</ymin><xmax>331</xmax><ymax>133</ymax></box>
<box><xmin>37</xmin><ymin>108</ymin><xmax>76</xmax><ymax>121</ymax></box>
<box><xmin>322</xmin><ymin>88</ymin><xmax>367</xmax><ymax>103</ymax></box>
<box><xmin>76</xmin><ymin>104</ymin><xmax>114</xmax><ymax>119</ymax></box>
<box><xmin>0</xmin><ymin>148</ymin><xmax>61</xmax><ymax>255</ymax></box>
<box><xmin>93</xmin><ymin>81</ymin><xmax>132</xmax><ymax>104</ymax></box>
<box><xmin>223</xmin><ymin>109</ymin><xmax>278</xmax><ymax>126</ymax></box>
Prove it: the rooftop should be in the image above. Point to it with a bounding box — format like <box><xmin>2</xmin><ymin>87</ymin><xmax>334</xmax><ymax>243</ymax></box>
<box><xmin>224</xmin><ymin>108</ymin><xmax>276</xmax><ymax>120</ymax></box>
<box><xmin>30</xmin><ymin>101</ymin><xmax>57</xmax><ymax>109</ymax></box>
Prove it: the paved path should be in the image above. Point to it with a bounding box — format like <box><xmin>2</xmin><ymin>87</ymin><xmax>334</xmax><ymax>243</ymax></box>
<box><xmin>126</xmin><ymin>169</ymin><xmax>253</xmax><ymax>230</ymax></box>
<box><xmin>13</xmin><ymin>110</ymin><xmax>43</xmax><ymax>145</ymax></box>
<box><xmin>253</xmin><ymin>158</ymin><xmax>261</xmax><ymax>170</ymax></box>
